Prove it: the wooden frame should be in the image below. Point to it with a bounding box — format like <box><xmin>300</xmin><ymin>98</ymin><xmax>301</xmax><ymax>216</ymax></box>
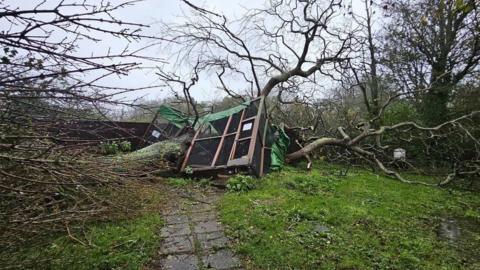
<box><xmin>180</xmin><ymin>96</ymin><xmax>271</xmax><ymax>177</ymax></box>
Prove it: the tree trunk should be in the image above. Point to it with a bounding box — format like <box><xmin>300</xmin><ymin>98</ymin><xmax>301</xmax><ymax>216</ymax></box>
<box><xmin>423</xmin><ymin>67</ymin><xmax>452</xmax><ymax>125</ymax></box>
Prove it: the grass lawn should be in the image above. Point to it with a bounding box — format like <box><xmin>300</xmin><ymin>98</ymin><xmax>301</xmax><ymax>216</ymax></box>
<box><xmin>45</xmin><ymin>214</ymin><xmax>162</xmax><ymax>269</ymax></box>
<box><xmin>1</xmin><ymin>182</ymin><xmax>165</xmax><ymax>270</ymax></box>
<box><xmin>219</xmin><ymin>163</ymin><xmax>480</xmax><ymax>269</ymax></box>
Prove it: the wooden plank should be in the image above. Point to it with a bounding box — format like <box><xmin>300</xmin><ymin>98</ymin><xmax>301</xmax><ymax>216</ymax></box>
<box><xmin>247</xmin><ymin>96</ymin><xmax>264</xmax><ymax>163</ymax></box>
<box><xmin>228</xmin><ymin>109</ymin><xmax>246</xmax><ymax>160</ymax></box>
<box><xmin>211</xmin><ymin>115</ymin><xmax>233</xmax><ymax>167</ymax></box>
<box><xmin>194</xmin><ymin>135</ymin><xmax>224</xmax><ymax>141</ymax></box>
<box><xmin>237</xmin><ymin>136</ymin><xmax>252</xmax><ymax>142</ymax></box>
<box><xmin>241</xmin><ymin>116</ymin><xmax>257</xmax><ymax>122</ymax></box>
<box><xmin>180</xmin><ymin>128</ymin><xmax>200</xmax><ymax>172</ymax></box>
<box><xmin>259</xmin><ymin>117</ymin><xmax>268</xmax><ymax>176</ymax></box>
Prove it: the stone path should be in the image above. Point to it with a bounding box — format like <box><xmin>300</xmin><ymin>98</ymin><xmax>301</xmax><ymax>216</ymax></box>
<box><xmin>150</xmin><ymin>187</ymin><xmax>242</xmax><ymax>270</ymax></box>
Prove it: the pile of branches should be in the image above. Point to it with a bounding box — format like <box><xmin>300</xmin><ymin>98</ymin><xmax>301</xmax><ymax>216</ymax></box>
<box><xmin>0</xmin><ymin>120</ymin><xmax>183</xmax><ymax>252</ymax></box>
<box><xmin>0</xmin><ymin>0</ymin><xmax>166</xmax><ymax>252</ymax></box>
<box><xmin>284</xmin><ymin>110</ymin><xmax>480</xmax><ymax>186</ymax></box>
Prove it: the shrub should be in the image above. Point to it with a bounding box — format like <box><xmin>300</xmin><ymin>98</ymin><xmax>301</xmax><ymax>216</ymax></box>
<box><xmin>101</xmin><ymin>141</ymin><xmax>132</xmax><ymax>155</ymax></box>
<box><xmin>184</xmin><ymin>166</ymin><xmax>194</xmax><ymax>175</ymax></box>
<box><xmin>227</xmin><ymin>175</ymin><xmax>256</xmax><ymax>192</ymax></box>
<box><xmin>118</xmin><ymin>140</ymin><xmax>132</xmax><ymax>152</ymax></box>
<box><xmin>100</xmin><ymin>141</ymin><xmax>120</xmax><ymax>155</ymax></box>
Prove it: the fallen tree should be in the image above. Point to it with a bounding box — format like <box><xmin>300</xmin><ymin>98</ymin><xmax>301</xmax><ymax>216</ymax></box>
<box><xmin>156</xmin><ymin>0</ymin><xmax>479</xmax><ymax>186</ymax></box>
<box><xmin>286</xmin><ymin>111</ymin><xmax>480</xmax><ymax>186</ymax></box>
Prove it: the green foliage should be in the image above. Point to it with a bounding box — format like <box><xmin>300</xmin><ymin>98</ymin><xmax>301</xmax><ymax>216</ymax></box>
<box><xmin>167</xmin><ymin>177</ymin><xmax>192</xmax><ymax>187</ymax></box>
<box><xmin>219</xmin><ymin>163</ymin><xmax>480</xmax><ymax>269</ymax></box>
<box><xmin>1</xmin><ymin>181</ymin><xmax>166</xmax><ymax>269</ymax></box>
<box><xmin>198</xmin><ymin>178</ymin><xmax>212</xmax><ymax>187</ymax></box>
<box><xmin>184</xmin><ymin>165</ymin><xmax>194</xmax><ymax>175</ymax></box>
<box><xmin>49</xmin><ymin>215</ymin><xmax>162</xmax><ymax>270</ymax></box>
<box><xmin>455</xmin><ymin>0</ymin><xmax>474</xmax><ymax>13</ymax></box>
<box><xmin>119</xmin><ymin>140</ymin><xmax>132</xmax><ymax>152</ymax></box>
<box><xmin>167</xmin><ymin>177</ymin><xmax>213</xmax><ymax>188</ymax></box>
<box><xmin>382</xmin><ymin>101</ymin><xmax>419</xmax><ymax>125</ymax></box>
<box><xmin>226</xmin><ymin>175</ymin><xmax>256</xmax><ymax>192</ymax></box>
<box><xmin>118</xmin><ymin>141</ymin><xmax>181</xmax><ymax>161</ymax></box>
<box><xmin>465</xmin><ymin>209</ymin><xmax>480</xmax><ymax>219</ymax></box>
<box><xmin>100</xmin><ymin>141</ymin><xmax>120</xmax><ymax>155</ymax></box>
<box><xmin>101</xmin><ymin>141</ymin><xmax>132</xmax><ymax>155</ymax></box>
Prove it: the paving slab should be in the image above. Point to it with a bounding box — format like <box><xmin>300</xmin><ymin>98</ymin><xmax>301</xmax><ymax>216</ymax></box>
<box><xmin>190</xmin><ymin>211</ymin><xmax>217</xmax><ymax>223</ymax></box>
<box><xmin>190</xmin><ymin>202</ymin><xmax>214</xmax><ymax>213</ymax></box>
<box><xmin>202</xmin><ymin>249</ymin><xmax>241</xmax><ymax>269</ymax></box>
<box><xmin>160</xmin><ymin>254</ymin><xmax>199</xmax><ymax>270</ymax></box>
<box><xmin>194</xmin><ymin>220</ymin><xmax>223</xmax><ymax>234</ymax></box>
<box><xmin>162</xmin><ymin>209</ymin><xmax>186</xmax><ymax>216</ymax></box>
<box><xmin>196</xmin><ymin>231</ymin><xmax>229</xmax><ymax>250</ymax></box>
<box><xmin>161</xmin><ymin>222</ymin><xmax>191</xmax><ymax>237</ymax></box>
<box><xmin>159</xmin><ymin>235</ymin><xmax>194</xmax><ymax>255</ymax></box>
<box><xmin>151</xmin><ymin>187</ymin><xmax>242</xmax><ymax>270</ymax></box>
<box><xmin>165</xmin><ymin>214</ymin><xmax>189</xmax><ymax>225</ymax></box>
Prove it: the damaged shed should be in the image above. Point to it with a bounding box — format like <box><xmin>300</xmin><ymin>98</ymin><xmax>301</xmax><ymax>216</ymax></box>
<box><xmin>157</xmin><ymin>96</ymin><xmax>290</xmax><ymax>177</ymax></box>
<box><xmin>46</xmin><ymin>97</ymin><xmax>291</xmax><ymax>178</ymax></box>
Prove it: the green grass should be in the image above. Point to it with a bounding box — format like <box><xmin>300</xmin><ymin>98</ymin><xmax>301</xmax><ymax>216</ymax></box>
<box><xmin>219</xmin><ymin>163</ymin><xmax>480</xmax><ymax>269</ymax></box>
<box><xmin>50</xmin><ymin>214</ymin><xmax>162</xmax><ymax>269</ymax></box>
<box><xmin>167</xmin><ymin>176</ymin><xmax>193</xmax><ymax>186</ymax></box>
<box><xmin>2</xmin><ymin>182</ymin><xmax>166</xmax><ymax>270</ymax></box>
<box><xmin>6</xmin><ymin>214</ymin><xmax>163</xmax><ymax>270</ymax></box>
<box><xmin>166</xmin><ymin>176</ymin><xmax>214</xmax><ymax>188</ymax></box>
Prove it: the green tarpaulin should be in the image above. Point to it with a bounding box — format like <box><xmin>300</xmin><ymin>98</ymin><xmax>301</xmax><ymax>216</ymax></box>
<box><xmin>157</xmin><ymin>101</ymin><xmax>251</xmax><ymax>130</ymax></box>
<box><xmin>197</xmin><ymin>101</ymin><xmax>250</xmax><ymax>125</ymax></box>
<box><xmin>270</xmin><ymin>125</ymin><xmax>290</xmax><ymax>170</ymax></box>
<box><xmin>157</xmin><ymin>105</ymin><xmax>190</xmax><ymax>128</ymax></box>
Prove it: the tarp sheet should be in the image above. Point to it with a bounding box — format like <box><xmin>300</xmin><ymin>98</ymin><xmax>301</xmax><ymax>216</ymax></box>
<box><xmin>270</xmin><ymin>125</ymin><xmax>290</xmax><ymax>170</ymax></box>
<box><xmin>158</xmin><ymin>101</ymin><xmax>250</xmax><ymax>129</ymax></box>
<box><xmin>198</xmin><ymin>101</ymin><xmax>250</xmax><ymax>125</ymax></box>
<box><xmin>157</xmin><ymin>105</ymin><xmax>190</xmax><ymax>128</ymax></box>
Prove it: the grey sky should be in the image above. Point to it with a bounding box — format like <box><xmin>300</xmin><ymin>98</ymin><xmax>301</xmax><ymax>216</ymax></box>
<box><xmin>102</xmin><ymin>0</ymin><xmax>264</xmax><ymax>103</ymax></box>
<box><xmin>4</xmin><ymin>0</ymin><xmax>366</xmax><ymax>103</ymax></box>
<box><xmin>111</xmin><ymin>0</ymin><xmax>365</xmax><ymax>103</ymax></box>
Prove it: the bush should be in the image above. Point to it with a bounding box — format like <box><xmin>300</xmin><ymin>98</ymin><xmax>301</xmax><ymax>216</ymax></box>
<box><xmin>100</xmin><ymin>141</ymin><xmax>120</xmax><ymax>155</ymax></box>
<box><xmin>227</xmin><ymin>175</ymin><xmax>256</xmax><ymax>192</ymax></box>
<box><xmin>119</xmin><ymin>140</ymin><xmax>132</xmax><ymax>152</ymax></box>
<box><xmin>101</xmin><ymin>141</ymin><xmax>132</xmax><ymax>155</ymax></box>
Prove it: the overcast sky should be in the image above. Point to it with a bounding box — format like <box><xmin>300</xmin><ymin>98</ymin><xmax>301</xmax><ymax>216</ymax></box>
<box><xmin>111</xmin><ymin>0</ymin><xmax>364</xmax><ymax>103</ymax></box>
<box><xmin>105</xmin><ymin>0</ymin><xmax>264</xmax><ymax>103</ymax></box>
<box><xmin>4</xmin><ymin>0</ymin><xmax>365</xmax><ymax>103</ymax></box>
